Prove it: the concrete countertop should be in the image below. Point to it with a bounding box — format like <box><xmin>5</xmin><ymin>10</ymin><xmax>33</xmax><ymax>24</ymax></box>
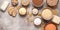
<box><xmin>0</xmin><ymin>0</ymin><xmax>60</xmax><ymax>30</ymax></box>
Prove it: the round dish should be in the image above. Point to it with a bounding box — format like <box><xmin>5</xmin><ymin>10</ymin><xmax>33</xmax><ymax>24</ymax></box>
<box><xmin>8</xmin><ymin>6</ymin><xmax>17</xmax><ymax>17</ymax></box>
<box><xmin>47</xmin><ymin>0</ymin><xmax>58</xmax><ymax>7</ymax></box>
<box><xmin>44</xmin><ymin>23</ymin><xmax>57</xmax><ymax>30</ymax></box>
<box><xmin>34</xmin><ymin>18</ymin><xmax>42</xmax><ymax>26</ymax></box>
<box><xmin>11</xmin><ymin>0</ymin><xmax>18</xmax><ymax>6</ymax></box>
<box><xmin>32</xmin><ymin>8</ymin><xmax>38</xmax><ymax>15</ymax></box>
<box><xmin>21</xmin><ymin>0</ymin><xmax>30</xmax><ymax>6</ymax></box>
<box><xmin>41</xmin><ymin>8</ymin><xmax>53</xmax><ymax>20</ymax></box>
<box><xmin>32</xmin><ymin>0</ymin><xmax>44</xmax><ymax>7</ymax></box>
<box><xmin>19</xmin><ymin>8</ymin><xmax>27</xmax><ymax>15</ymax></box>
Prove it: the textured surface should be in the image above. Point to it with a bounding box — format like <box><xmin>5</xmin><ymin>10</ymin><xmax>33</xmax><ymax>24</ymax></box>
<box><xmin>0</xmin><ymin>0</ymin><xmax>60</xmax><ymax>30</ymax></box>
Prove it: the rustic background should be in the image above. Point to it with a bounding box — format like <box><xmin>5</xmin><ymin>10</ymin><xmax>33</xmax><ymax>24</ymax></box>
<box><xmin>0</xmin><ymin>0</ymin><xmax>60</xmax><ymax>30</ymax></box>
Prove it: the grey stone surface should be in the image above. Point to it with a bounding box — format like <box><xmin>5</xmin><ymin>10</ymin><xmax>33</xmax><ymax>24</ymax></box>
<box><xmin>0</xmin><ymin>0</ymin><xmax>60</xmax><ymax>30</ymax></box>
